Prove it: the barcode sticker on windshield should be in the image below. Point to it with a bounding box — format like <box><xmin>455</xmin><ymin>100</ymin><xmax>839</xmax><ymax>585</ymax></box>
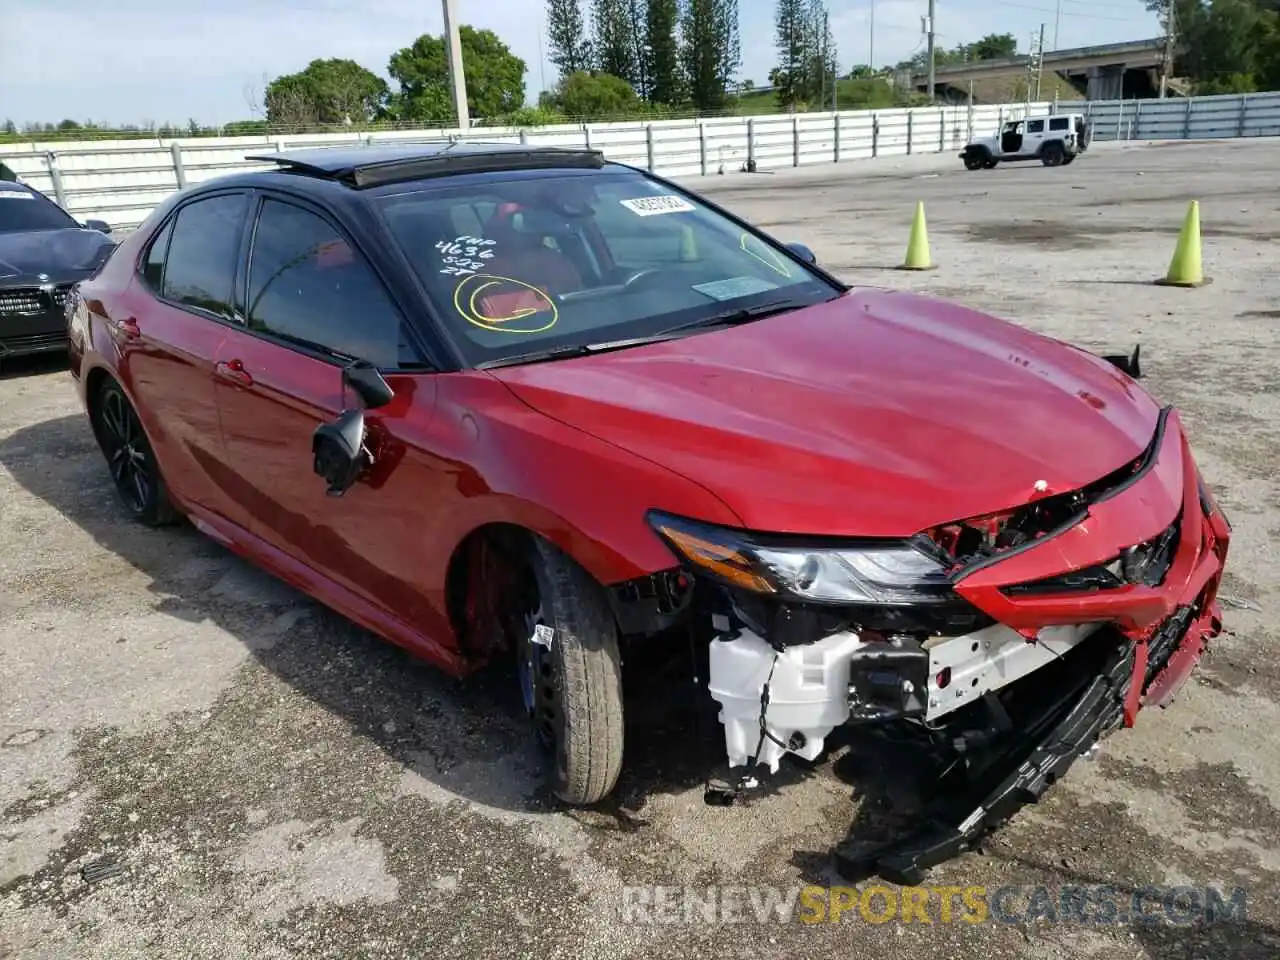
<box><xmin>619</xmin><ymin>195</ymin><xmax>696</xmax><ymax>217</ymax></box>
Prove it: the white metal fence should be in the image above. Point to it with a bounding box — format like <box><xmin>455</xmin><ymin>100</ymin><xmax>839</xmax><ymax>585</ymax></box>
<box><xmin>4</xmin><ymin>91</ymin><xmax>1280</xmax><ymax>233</ymax></box>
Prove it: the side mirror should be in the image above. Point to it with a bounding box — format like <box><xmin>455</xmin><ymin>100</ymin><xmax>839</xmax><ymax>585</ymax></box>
<box><xmin>344</xmin><ymin>359</ymin><xmax>395</xmax><ymax>409</ymax></box>
<box><xmin>84</xmin><ymin>219</ymin><xmax>112</xmax><ymax>235</ymax></box>
<box><xmin>310</xmin><ymin>360</ymin><xmax>395</xmax><ymax>496</ymax></box>
<box><xmin>313</xmin><ymin>410</ymin><xmax>371</xmax><ymax>497</ymax></box>
<box><xmin>1100</xmin><ymin>343</ymin><xmax>1142</xmax><ymax>380</ymax></box>
<box><xmin>786</xmin><ymin>242</ymin><xmax>817</xmax><ymax>265</ymax></box>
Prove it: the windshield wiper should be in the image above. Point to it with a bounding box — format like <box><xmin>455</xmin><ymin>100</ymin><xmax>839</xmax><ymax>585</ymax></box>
<box><xmin>476</xmin><ymin>333</ymin><xmax>693</xmax><ymax>370</ymax></box>
<box><xmin>475</xmin><ymin>300</ymin><xmax>810</xmax><ymax>371</ymax></box>
<box><xmin>657</xmin><ymin>298</ymin><xmax>804</xmax><ymax>336</ymax></box>
<box><xmin>476</xmin><ymin>343</ymin><xmax>591</xmax><ymax>370</ymax></box>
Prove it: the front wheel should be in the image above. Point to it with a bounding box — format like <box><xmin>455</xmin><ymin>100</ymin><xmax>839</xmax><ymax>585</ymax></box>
<box><xmin>519</xmin><ymin>538</ymin><xmax>624</xmax><ymax>806</ymax></box>
<box><xmin>982</xmin><ymin>158</ymin><xmax>999</xmax><ymax>169</ymax></box>
<box><xmin>962</xmin><ymin>152</ymin><xmax>985</xmax><ymax>171</ymax></box>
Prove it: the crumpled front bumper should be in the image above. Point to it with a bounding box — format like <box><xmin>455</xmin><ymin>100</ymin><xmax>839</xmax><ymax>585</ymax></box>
<box><xmin>949</xmin><ymin>406</ymin><xmax>1230</xmax><ymax>723</ymax></box>
<box><xmin>826</xmin><ymin>407</ymin><xmax>1232</xmax><ymax>882</ymax></box>
<box><xmin>706</xmin><ymin>406</ymin><xmax>1230</xmax><ymax>879</ymax></box>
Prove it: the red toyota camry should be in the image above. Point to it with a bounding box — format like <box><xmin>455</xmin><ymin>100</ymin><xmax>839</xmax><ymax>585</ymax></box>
<box><xmin>66</xmin><ymin>143</ymin><xmax>1229</xmax><ymax>880</ymax></box>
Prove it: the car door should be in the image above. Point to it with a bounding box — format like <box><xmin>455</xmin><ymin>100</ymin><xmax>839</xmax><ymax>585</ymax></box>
<box><xmin>1000</xmin><ymin>121</ymin><xmax>1023</xmax><ymax>155</ymax></box>
<box><xmin>1023</xmin><ymin>118</ymin><xmax>1046</xmax><ymax>156</ymax></box>
<box><xmin>212</xmin><ymin>193</ymin><xmax>446</xmax><ymax>624</ymax></box>
<box><xmin>112</xmin><ymin>191</ymin><xmax>251</xmax><ymax>520</ymax></box>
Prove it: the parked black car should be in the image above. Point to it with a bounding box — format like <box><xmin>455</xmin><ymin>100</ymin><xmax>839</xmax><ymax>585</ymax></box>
<box><xmin>0</xmin><ymin>179</ymin><xmax>115</xmax><ymax>360</ymax></box>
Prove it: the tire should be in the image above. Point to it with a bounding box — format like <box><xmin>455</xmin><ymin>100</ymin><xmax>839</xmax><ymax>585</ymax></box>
<box><xmin>92</xmin><ymin>378</ymin><xmax>180</xmax><ymax>527</ymax></box>
<box><xmin>962</xmin><ymin>151</ymin><xmax>985</xmax><ymax>171</ymax></box>
<box><xmin>1041</xmin><ymin>141</ymin><xmax>1066</xmax><ymax>167</ymax></box>
<box><xmin>1062</xmin><ymin>153</ymin><xmax>1076</xmax><ymax>165</ymax></box>
<box><xmin>982</xmin><ymin>158</ymin><xmax>999</xmax><ymax>169</ymax></box>
<box><xmin>519</xmin><ymin>538</ymin><xmax>624</xmax><ymax>806</ymax></box>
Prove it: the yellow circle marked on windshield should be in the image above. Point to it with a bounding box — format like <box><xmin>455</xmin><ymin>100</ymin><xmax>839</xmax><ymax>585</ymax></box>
<box><xmin>740</xmin><ymin>233</ymin><xmax>793</xmax><ymax>278</ymax></box>
<box><xmin>453</xmin><ymin>274</ymin><xmax>559</xmax><ymax>334</ymax></box>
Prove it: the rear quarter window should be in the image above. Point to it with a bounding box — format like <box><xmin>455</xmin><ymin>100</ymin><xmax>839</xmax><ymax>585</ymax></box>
<box><xmin>1049</xmin><ymin>117</ymin><xmax>1070</xmax><ymax>131</ymax></box>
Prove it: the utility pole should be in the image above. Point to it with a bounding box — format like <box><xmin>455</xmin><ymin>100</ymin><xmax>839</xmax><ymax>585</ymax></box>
<box><xmin>963</xmin><ymin>48</ymin><xmax>973</xmax><ymax>108</ymax></box>
<box><xmin>442</xmin><ymin>0</ymin><xmax>469</xmax><ymax>131</ymax></box>
<box><xmin>869</xmin><ymin>0</ymin><xmax>875</xmax><ymax>74</ymax></box>
<box><xmin>1053</xmin><ymin>0</ymin><xmax>1061</xmax><ymax>51</ymax></box>
<box><xmin>1159</xmin><ymin>0</ymin><xmax>1176</xmax><ymax>98</ymax></box>
<box><xmin>820</xmin><ymin>8</ymin><xmax>828</xmax><ymax>110</ymax></box>
<box><xmin>1035</xmin><ymin>23</ymin><xmax>1046</xmax><ymax>100</ymax></box>
<box><xmin>537</xmin><ymin>24</ymin><xmax>547</xmax><ymax>93</ymax></box>
<box><xmin>925</xmin><ymin>0</ymin><xmax>936</xmax><ymax>102</ymax></box>
<box><xmin>824</xmin><ymin>8</ymin><xmax>837</xmax><ymax>112</ymax></box>
<box><xmin>1025</xmin><ymin>26</ymin><xmax>1044</xmax><ymax>106</ymax></box>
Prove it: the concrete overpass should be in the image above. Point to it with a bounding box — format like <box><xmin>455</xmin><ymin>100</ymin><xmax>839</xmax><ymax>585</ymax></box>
<box><xmin>910</xmin><ymin>38</ymin><xmax>1177</xmax><ymax>100</ymax></box>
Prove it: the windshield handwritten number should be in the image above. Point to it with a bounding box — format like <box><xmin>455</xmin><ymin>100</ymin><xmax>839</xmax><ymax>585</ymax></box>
<box><xmin>437</xmin><ymin>236</ymin><xmax>497</xmax><ymax>276</ymax></box>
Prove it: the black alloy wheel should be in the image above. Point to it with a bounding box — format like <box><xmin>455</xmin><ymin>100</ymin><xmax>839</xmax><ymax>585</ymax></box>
<box><xmin>94</xmin><ymin>380</ymin><xmax>178</xmax><ymax>526</ymax></box>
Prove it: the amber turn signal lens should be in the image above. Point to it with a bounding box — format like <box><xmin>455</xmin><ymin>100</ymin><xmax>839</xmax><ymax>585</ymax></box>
<box><xmin>654</xmin><ymin>523</ymin><xmax>776</xmax><ymax>594</ymax></box>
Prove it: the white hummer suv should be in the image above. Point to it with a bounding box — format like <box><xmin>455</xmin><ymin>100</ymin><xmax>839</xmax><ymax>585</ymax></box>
<box><xmin>959</xmin><ymin>113</ymin><xmax>1093</xmax><ymax>169</ymax></box>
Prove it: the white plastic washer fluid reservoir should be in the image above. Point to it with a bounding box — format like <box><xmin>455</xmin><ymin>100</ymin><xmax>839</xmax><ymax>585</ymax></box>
<box><xmin>707</xmin><ymin>629</ymin><xmax>864</xmax><ymax>772</ymax></box>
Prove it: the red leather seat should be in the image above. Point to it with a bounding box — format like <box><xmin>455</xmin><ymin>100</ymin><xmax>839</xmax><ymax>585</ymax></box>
<box><xmin>483</xmin><ymin>207</ymin><xmax>582</xmax><ymax>295</ymax></box>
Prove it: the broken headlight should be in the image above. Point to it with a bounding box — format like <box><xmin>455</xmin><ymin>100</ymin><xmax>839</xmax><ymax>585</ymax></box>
<box><xmin>647</xmin><ymin>511</ymin><xmax>953</xmax><ymax>606</ymax></box>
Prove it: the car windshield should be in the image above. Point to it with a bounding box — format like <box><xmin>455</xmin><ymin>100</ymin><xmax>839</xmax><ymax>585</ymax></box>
<box><xmin>375</xmin><ymin>167</ymin><xmax>840</xmax><ymax>366</ymax></box>
<box><xmin>0</xmin><ymin>183</ymin><xmax>78</xmax><ymax>233</ymax></box>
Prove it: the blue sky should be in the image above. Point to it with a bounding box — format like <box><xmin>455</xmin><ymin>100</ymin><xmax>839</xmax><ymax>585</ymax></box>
<box><xmin>2</xmin><ymin>0</ymin><xmax>1159</xmax><ymax>127</ymax></box>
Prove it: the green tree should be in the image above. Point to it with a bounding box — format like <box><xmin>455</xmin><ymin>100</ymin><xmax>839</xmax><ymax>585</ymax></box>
<box><xmin>645</xmin><ymin>0</ymin><xmax>684</xmax><ymax>104</ymax></box>
<box><xmin>265</xmin><ymin>58</ymin><xmax>389</xmax><ymax>127</ymax></box>
<box><xmin>773</xmin><ymin>0</ymin><xmax>835</xmax><ymax>108</ymax></box>
<box><xmin>968</xmin><ymin>33</ymin><xmax>1018</xmax><ymax>61</ymax></box>
<box><xmin>1260</xmin><ymin>11</ymin><xmax>1280</xmax><ymax>89</ymax></box>
<box><xmin>546</xmin><ymin>0</ymin><xmax>593</xmax><ymax>78</ymax></box>
<box><xmin>593</xmin><ymin>0</ymin><xmax>639</xmax><ymax>85</ymax></box>
<box><xmin>388</xmin><ymin>27</ymin><xmax>526</xmax><ymax>122</ymax></box>
<box><xmin>265</xmin><ymin>73</ymin><xmax>318</xmax><ymax>126</ymax></box>
<box><xmin>1142</xmin><ymin>0</ymin><xmax>1280</xmax><ymax>93</ymax></box>
<box><xmin>543</xmin><ymin>71</ymin><xmax>644</xmax><ymax>118</ymax></box>
<box><xmin>682</xmin><ymin>0</ymin><xmax>740</xmax><ymax>111</ymax></box>
<box><xmin>803</xmin><ymin>0</ymin><xmax>838</xmax><ymax>108</ymax></box>
<box><xmin>628</xmin><ymin>0</ymin><xmax>653</xmax><ymax>98</ymax></box>
<box><xmin>773</xmin><ymin>0</ymin><xmax>808</xmax><ymax>107</ymax></box>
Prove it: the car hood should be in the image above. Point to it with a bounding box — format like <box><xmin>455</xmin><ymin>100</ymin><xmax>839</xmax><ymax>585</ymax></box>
<box><xmin>0</xmin><ymin>228</ymin><xmax>115</xmax><ymax>286</ymax></box>
<box><xmin>489</xmin><ymin>288</ymin><xmax>1161</xmax><ymax>537</ymax></box>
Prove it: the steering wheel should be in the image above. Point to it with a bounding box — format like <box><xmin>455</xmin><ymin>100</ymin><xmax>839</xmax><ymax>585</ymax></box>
<box><xmin>555</xmin><ymin>267</ymin><xmax>669</xmax><ymax>304</ymax></box>
<box><xmin>620</xmin><ymin>268</ymin><xmax>665</xmax><ymax>292</ymax></box>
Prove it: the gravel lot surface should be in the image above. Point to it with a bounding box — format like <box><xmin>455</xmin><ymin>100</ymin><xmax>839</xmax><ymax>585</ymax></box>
<box><xmin>2</xmin><ymin>137</ymin><xmax>1278</xmax><ymax>959</ymax></box>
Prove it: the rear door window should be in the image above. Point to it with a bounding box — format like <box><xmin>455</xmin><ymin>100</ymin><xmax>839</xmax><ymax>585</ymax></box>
<box><xmin>1027</xmin><ymin>119</ymin><xmax>1045</xmax><ymax>134</ymax></box>
<box><xmin>162</xmin><ymin>193</ymin><xmax>249</xmax><ymax>319</ymax></box>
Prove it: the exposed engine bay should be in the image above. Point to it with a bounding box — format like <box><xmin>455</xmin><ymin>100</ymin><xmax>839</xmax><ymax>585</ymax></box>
<box><xmin>705</xmin><ymin>619</ymin><xmax>1103</xmax><ymax>774</ymax></box>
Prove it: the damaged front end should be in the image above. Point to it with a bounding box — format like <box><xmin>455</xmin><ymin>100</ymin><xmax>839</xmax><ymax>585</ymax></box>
<box><xmin>644</xmin><ymin>403</ymin><xmax>1230</xmax><ymax>880</ymax></box>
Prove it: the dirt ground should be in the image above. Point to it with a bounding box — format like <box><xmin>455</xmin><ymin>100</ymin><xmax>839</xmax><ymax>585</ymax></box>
<box><xmin>2</xmin><ymin>138</ymin><xmax>1278</xmax><ymax>959</ymax></box>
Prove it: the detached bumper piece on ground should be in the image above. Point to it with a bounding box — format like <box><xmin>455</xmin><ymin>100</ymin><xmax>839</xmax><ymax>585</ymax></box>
<box><xmin>833</xmin><ymin>604</ymin><xmax>1211</xmax><ymax>885</ymax></box>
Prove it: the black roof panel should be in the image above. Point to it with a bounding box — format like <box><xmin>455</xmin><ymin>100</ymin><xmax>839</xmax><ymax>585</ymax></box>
<box><xmin>246</xmin><ymin>141</ymin><xmax>605</xmax><ymax>189</ymax></box>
